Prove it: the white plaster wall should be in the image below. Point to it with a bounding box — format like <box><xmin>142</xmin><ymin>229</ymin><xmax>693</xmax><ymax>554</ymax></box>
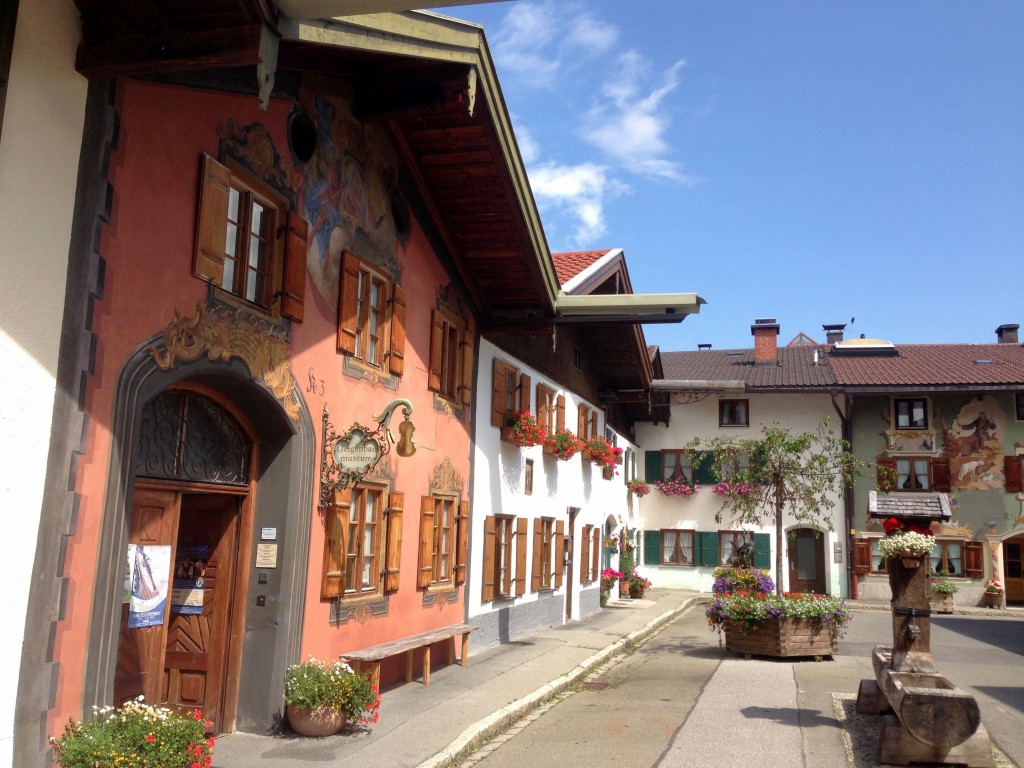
<box><xmin>634</xmin><ymin>393</ymin><xmax>848</xmax><ymax>596</ymax></box>
<box><xmin>469</xmin><ymin>339</ymin><xmax>635</xmax><ymax>630</ymax></box>
<box><xmin>0</xmin><ymin>1</ymin><xmax>87</xmax><ymax>762</ymax></box>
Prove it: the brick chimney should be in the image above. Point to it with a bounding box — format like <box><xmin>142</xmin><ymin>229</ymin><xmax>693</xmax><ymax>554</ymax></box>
<box><xmin>995</xmin><ymin>324</ymin><xmax>1019</xmax><ymax>344</ymax></box>
<box><xmin>751</xmin><ymin>318</ymin><xmax>780</xmax><ymax>364</ymax></box>
<box><xmin>823</xmin><ymin>323</ymin><xmax>846</xmax><ymax>344</ymax></box>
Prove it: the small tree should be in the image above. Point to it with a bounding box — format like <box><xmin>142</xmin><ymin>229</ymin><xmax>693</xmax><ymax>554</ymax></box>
<box><xmin>692</xmin><ymin>418</ymin><xmax>865</xmax><ymax>595</ymax></box>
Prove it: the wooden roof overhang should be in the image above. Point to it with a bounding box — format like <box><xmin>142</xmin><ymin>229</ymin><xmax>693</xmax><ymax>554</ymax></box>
<box><xmin>73</xmin><ymin>5</ymin><xmax>561</xmax><ymax>323</ymax></box>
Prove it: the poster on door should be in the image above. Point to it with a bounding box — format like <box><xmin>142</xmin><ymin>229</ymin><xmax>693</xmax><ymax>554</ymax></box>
<box><xmin>171</xmin><ymin>545</ymin><xmax>209</xmax><ymax>615</ymax></box>
<box><xmin>126</xmin><ymin>544</ymin><xmax>171</xmax><ymax>628</ymax></box>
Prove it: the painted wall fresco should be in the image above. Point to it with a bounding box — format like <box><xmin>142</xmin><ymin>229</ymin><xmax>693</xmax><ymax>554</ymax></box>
<box><xmin>944</xmin><ymin>395</ymin><xmax>1006</xmax><ymax>491</ymax></box>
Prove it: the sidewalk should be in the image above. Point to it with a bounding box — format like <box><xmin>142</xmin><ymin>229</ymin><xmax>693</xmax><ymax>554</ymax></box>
<box><xmin>212</xmin><ymin>590</ymin><xmax>699</xmax><ymax>768</ymax></box>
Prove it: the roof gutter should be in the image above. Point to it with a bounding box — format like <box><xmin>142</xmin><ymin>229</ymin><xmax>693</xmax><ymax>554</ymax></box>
<box><xmin>554</xmin><ymin>292</ymin><xmax>705</xmax><ymax>320</ymax></box>
<box><xmin>651</xmin><ymin>380</ymin><xmax>746</xmax><ymax>393</ymax></box>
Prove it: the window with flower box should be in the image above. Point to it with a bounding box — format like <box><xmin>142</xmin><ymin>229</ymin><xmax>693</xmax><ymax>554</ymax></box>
<box><xmin>491</xmin><ymin>358</ymin><xmax>533</xmax><ymax>439</ymax></box>
<box><xmin>536</xmin><ymin>384</ymin><xmax>563</xmax><ymax>437</ymax></box>
<box><xmin>418</xmin><ymin>494</ymin><xmax>468</xmax><ymax>589</ymax></box>
<box><xmin>337</xmin><ymin>251</ymin><xmax>406</xmax><ymax>376</ymax></box>
<box><xmin>644</xmin><ymin>450</ymin><xmax>715</xmax><ymax>485</ymax></box>
<box><xmin>321</xmin><ymin>484</ymin><xmax>403</xmax><ymax>600</ymax></box>
<box><xmin>194</xmin><ymin>154</ymin><xmax>306</xmax><ymax>321</ymax></box>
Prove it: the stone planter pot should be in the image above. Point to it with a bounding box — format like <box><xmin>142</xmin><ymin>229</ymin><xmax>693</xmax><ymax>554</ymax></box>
<box><xmin>929</xmin><ymin>592</ymin><xmax>954</xmax><ymax>614</ymax></box>
<box><xmin>983</xmin><ymin>591</ymin><xmax>1003</xmax><ymax>609</ymax></box>
<box><xmin>286</xmin><ymin>704</ymin><xmax>347</xmax><ymax>737</ymax></box>
<box><xmin>618</xmin><ymin>579</ymin><xmax>630</xmax><ymax>598</ymax></box>
<box><xmin>724</xmin><ymin>618</ymin><xmax>837</xmax><ymax>659</ymax></box>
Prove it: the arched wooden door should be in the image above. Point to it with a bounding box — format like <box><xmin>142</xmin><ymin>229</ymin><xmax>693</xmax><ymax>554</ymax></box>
<box><xmin>114</xmin><ymin>389</ymin><xmax>253</xmax><ymax>733</ymax></box>
<box><xmin>787</xmin><ymin>528</ymin><xmax>826</xmax><ymax>594</ymax></box>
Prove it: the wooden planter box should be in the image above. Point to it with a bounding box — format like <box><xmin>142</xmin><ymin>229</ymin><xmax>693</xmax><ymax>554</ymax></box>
<box><xmin>724</xmin><ymin>618</ymin><xmax>837</xmax><ymax>659</ymax></box>
<box><xmin>929</xmin><ymin>592</ymin><xmax>954</xmax><ymax>614</ymax></box>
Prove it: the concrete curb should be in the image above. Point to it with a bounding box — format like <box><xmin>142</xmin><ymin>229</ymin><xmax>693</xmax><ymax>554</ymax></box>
<box><xmin>418</xmin><ymin>598</ymin><xmax>703</xmax><ymax>768</ymax></box>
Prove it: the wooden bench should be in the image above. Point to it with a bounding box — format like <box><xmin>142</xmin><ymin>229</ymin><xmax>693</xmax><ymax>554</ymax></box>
<box><xmin>344</xmin><ymin>623</ymin><xmax>477</xmax><ymax>688</ymax></box>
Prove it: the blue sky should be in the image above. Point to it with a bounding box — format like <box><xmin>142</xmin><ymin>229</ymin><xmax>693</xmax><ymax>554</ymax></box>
<box><xmin>433</xmin><ymin>1</ymin><xmax>1024</xmax><ymax>352</ymax></box>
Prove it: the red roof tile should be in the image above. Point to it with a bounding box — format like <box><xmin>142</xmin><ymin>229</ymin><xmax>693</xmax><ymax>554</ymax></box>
<box><xmin>551</xmin><ymin>250</ymin><xmax>609</xmax><ymax>286</ymax></box>
<box><xmin>829</xmin><ymin>344</ymin><xmax>1024</xmax><ymax>387</ymax></box>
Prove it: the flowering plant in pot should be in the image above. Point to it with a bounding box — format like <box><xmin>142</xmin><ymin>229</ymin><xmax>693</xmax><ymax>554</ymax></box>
<box><xmin>50</xmin><ymin>697</ymin><xmax>215</xmax><ymax>768</ymax></box>
<box><xmin>626</xmin><ymin>478</ymin><xmax>651</xmax><ymax>497</ymax></box>
<box><xmin>930</xmin><ymin>571</ymin><xmax>958</xmax><ymax>595</ymax></box>
<box><xmin>284</xmin><ymin>657</ymin><xmax>380</xmax><ymax>735</ymax></box>
<box><xmin>655</xmin><ymin>477</ymin><xmax>697</xmax><ymax>497</ymax></box>
<box><xmin>627</xmin><ymin>570</ymin><xmax>652</xmax><ymax>597</ymax></box>
<box><xmin>711</xmin><ymin>566</ymin><xmax>774</xmax><ymax>595</ymax></box>
<box><xmin>600</xmin><ymin>568</ymin><xmax>623</xmax><ymax>593</ymax></box>
<box><xmin>712</xmin><ymin>480</ymin><xmax>757</xmax><ymax>497</ymax></box>
<box><xmin>705</xmin><ymin>591</ymin><xmax>851</xmax><ymax>639</ymax></box>
<box><xmin>878</xmin><ymin>517</ymin><xmax>935</xmax><ymax>559</ymax></box>
<box><xmin>985</xmin><ymin>578</ymin><xmax>1004</xmax><ymax>594</ymax></box>
<box><xmin>501</xmin><ymin>411</ymin><xmax>546</xmax><ymax>447</ymax></box>
<box><xmin>584</xmin><ymin>436</ymin><xmax>623</xmax><ymax>471</ymax></box>
<box><xmin>545</xmin><ymin>428</ymin><xmax>583</xmax><ymax>460</ymax></box>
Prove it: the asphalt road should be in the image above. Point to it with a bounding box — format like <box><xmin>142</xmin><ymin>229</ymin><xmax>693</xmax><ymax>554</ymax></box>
<box><xmin>461</xmin><ymin>606</ymin><xmax>1024</xmax><ymax>768</ymax></box>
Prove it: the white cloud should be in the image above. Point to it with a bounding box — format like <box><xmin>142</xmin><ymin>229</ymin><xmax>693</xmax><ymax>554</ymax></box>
<box><xmin>583</xmin><ymin>54</ymin><xmax>695</xmax><ymax>183</ymax></box>
<box><xmin>565</xmin><ymin>13</ymin><xmax>619</xmax><ymax>53</ymax></box>
<box><xmin>528</xmin><ymin>162</ymin><xmax>629</xmax><ymax>246</ymax></box>
<box><xmin>513</xmin><ymin>119</ymin><xmax>541</xmax><ymax>165</ymax></box>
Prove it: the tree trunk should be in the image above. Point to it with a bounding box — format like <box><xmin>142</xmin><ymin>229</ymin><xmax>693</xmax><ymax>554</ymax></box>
<box><xmin>775</xmin><ymin>484</ymin><xmax>784</xmax><ymax>595</ymax></box>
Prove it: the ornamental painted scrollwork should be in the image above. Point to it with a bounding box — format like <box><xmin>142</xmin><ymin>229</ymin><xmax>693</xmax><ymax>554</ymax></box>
<box><xmin>145</xmin><ymin>302</ymin><xmax>302</xmax><ymax>423</ymax></box>
<box><xmin>430</xmin><ymin>456</ymin><xmax>463</xmax><ymax>495</ymax></box>
<box><xmin>670</xmin><ymin>391</ymin><xmax>715</xmax><ymax>405</ymax></box>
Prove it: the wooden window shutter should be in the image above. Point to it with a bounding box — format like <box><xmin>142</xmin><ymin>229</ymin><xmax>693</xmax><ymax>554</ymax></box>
<box><xmin>753</xmin><ymin>533</ymin><xmax>771</xmax><ymax>569</ymax></box>
<box><xmin>643</xmin><ymin>530</ymin><xmax>661</xmax><ymax>565</ymax></box>
<box><xmin>383</xmin><ymin>492</ymin><xmax>404</xmax><ymax>593</ymax></box>
<box><xmin>876</xmin><ymin>456</ymin><xmax>896</xmax><ymax>490</ymax></box>
<box><xmin>963</xmin><ymin>540</ymin><xmax>983</xmax><ymax>579</ymax></box>
<box><xmin>696</xmin><ymin>451</ymin><xmax>716</xmax><ymax>485</ymax></box>
<box><xmin>280</xmin><ymin>211</ymin><xmax>307</xmax><ymax>322</ymax></box>
<box><xmin>645</xmin><ymin>451</ymin><xmax>662</xmax><ymax>483</ymax></box>
<box><xmin>853</xmin><ymin>538</ymin><xmax>872</xmax><ymax>575</ymax></box>
<box><xmin>482</xmin><ymin>515</ymin><xmax>497</xmax><ymax>602</ymax></box>
<box><xmin>427</xmin><ymin>309</ymin><xmax>444</xmax><ymax>392</ymax></box>
<box><xmin>1004</xmin><ymin>455</ymin><xmax>1023</xmax><ymax>493</ymax></box>
<box><xmin>554</xmin><ymin>520</ymin><xmax>565</xmax><ymax>589</ymax></box>
<box><xmin>388</xmin><ymin>283</ymin><xmax>407</xmax><ymax>376</ymax></box>
<box><xmin>455</xmin><ymin>500</ymin><xmax>469</xmax><ymax>585</ymax></box>
<box><xmin>577</xmin><ymin>406</ymin><xmax>588</xmax><ymax>441</ymax></box>
<box><xmin>417</xmin><ymin>496</ymin><xmax>435</xmax><ymax>589</ymax></box>
<box><xmin>337</xmin><ymin>251</ymin><xmax>360</xmax><ymax>354</ymax></box>
<box><xmin>193</xmin><ymin>154</ymin><xmax>231</xmax><ymax>286</ymax></box>
<box><xmin>696</xmin><ymin>531</ymin><xmax>719</xmax><ymax>567</ymax></box>
<box><xmin>491</xmin><ymin>358</ymin><xmax>508</xmax><ymax>428</ymax></box>
<box><xmin>320</xmin><ymin>488</ymin><xmax>352</xmax><ymax>600</ymax></box>
<box><xmin>931</xmin><ymin>458</ymin><xmax>951</xmax><ymax>492</ymax></box>
<box><xmin>460</xmin><ymin>328</ymin><xmax>474</xmax><ymax>406</ymax></box>
<box><xmin>580</xmin><ymin>525</ymin><xmax>592</xmax><ymax>583</ymax></box>
<box><xmin>531</xmin><ymin>519</ymin><xmax>542</xmax><ymax>591</ymax></box>
<box><xmin>518</xmin><ymin>373</ymin><xmax>531</xmax><ymax>412</ymax></box>
<box><xmin>556</xmin><ymin>395</ymin><xmax>565</xmax><ymax>432</ymax></box>
<box><xmin>590</xmin><ymin>412</ymin><xmax>598</xmax><ymax>440</ymax></box>
<box><xmin>591</xmin><ymin>527</ymin><xmax>600</xmax><ymax>583</ymax></box>
<box><xmin>515</xmin><ymin>517</ymin><xmax>528</xmax><ymax>596</ymax></box>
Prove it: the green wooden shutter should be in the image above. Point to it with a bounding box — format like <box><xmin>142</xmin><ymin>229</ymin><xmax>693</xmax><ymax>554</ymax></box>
<box><xmin>753</xmin><ymin>533</ymin><xmax>770</xmax><ymax>569</ymax></box>
<box><xmin>696</xmin><ymin>531</ymin><xmax>718</xmax><ymax>567</ymax></box>
<box><xmin>696</xmin><ymin>451</ymin><xmax>716</xmax><ymax>485</ymax></box>
<box><xmin>645</xmin><ymin>451</ymin><xmax>662</xmax><ymax>482</ymax></box>
<box><xmin>643</xmin><ymin>530</ymin><xmax>662</xmax><ymax>565</ymax></box>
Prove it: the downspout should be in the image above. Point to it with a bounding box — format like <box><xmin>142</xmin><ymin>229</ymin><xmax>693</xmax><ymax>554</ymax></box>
<box><xmin>830</xmin><ymin>390</ymin><xmax>857</xmax><ymax>600</ymax></box>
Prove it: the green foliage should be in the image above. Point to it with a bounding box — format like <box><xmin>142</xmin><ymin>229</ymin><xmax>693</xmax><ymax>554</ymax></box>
<box><xmin>50</xmin><ymin>698</ymin><xmax>214</xmax><ymax>768</ymax></box>
<box><xmin>705</xmin><ymin>592</ymin><xmax>851</xmax><ymax>637</ymax></box>
<box><xmin>690</xmin><ymin>419</ymin><xmax>867</xmax><ymax>595</ymax></box>
<box><xmin>930</xmin><ymin>572</ymin><xmax>958</xmax><ymax>594</ymax></box>
<box><xmin>284</xmin><ymin>658</ymin><xmax>380</xmax><ymax>723</ymax></box>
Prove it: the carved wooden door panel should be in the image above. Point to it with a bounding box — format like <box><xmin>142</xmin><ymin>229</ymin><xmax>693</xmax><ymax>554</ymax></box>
<box><xmin>163</xmin><ymin>494</ymin><xmax>240</xmax><ymax>733</ymax></box>
<box><xmin>114</xmin><ymin>488</ymin><xmax>180</xmax><ymax>707</ymax></box>
<box><xmin>788</xmin><ymin>528</ymin><xmax>826</xmax><ymax>594</ymax></box>
<box><xmin>1005</xmin><ymin>540</ymin><xmax>1023</xmax><ymax>604</ymax></box>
